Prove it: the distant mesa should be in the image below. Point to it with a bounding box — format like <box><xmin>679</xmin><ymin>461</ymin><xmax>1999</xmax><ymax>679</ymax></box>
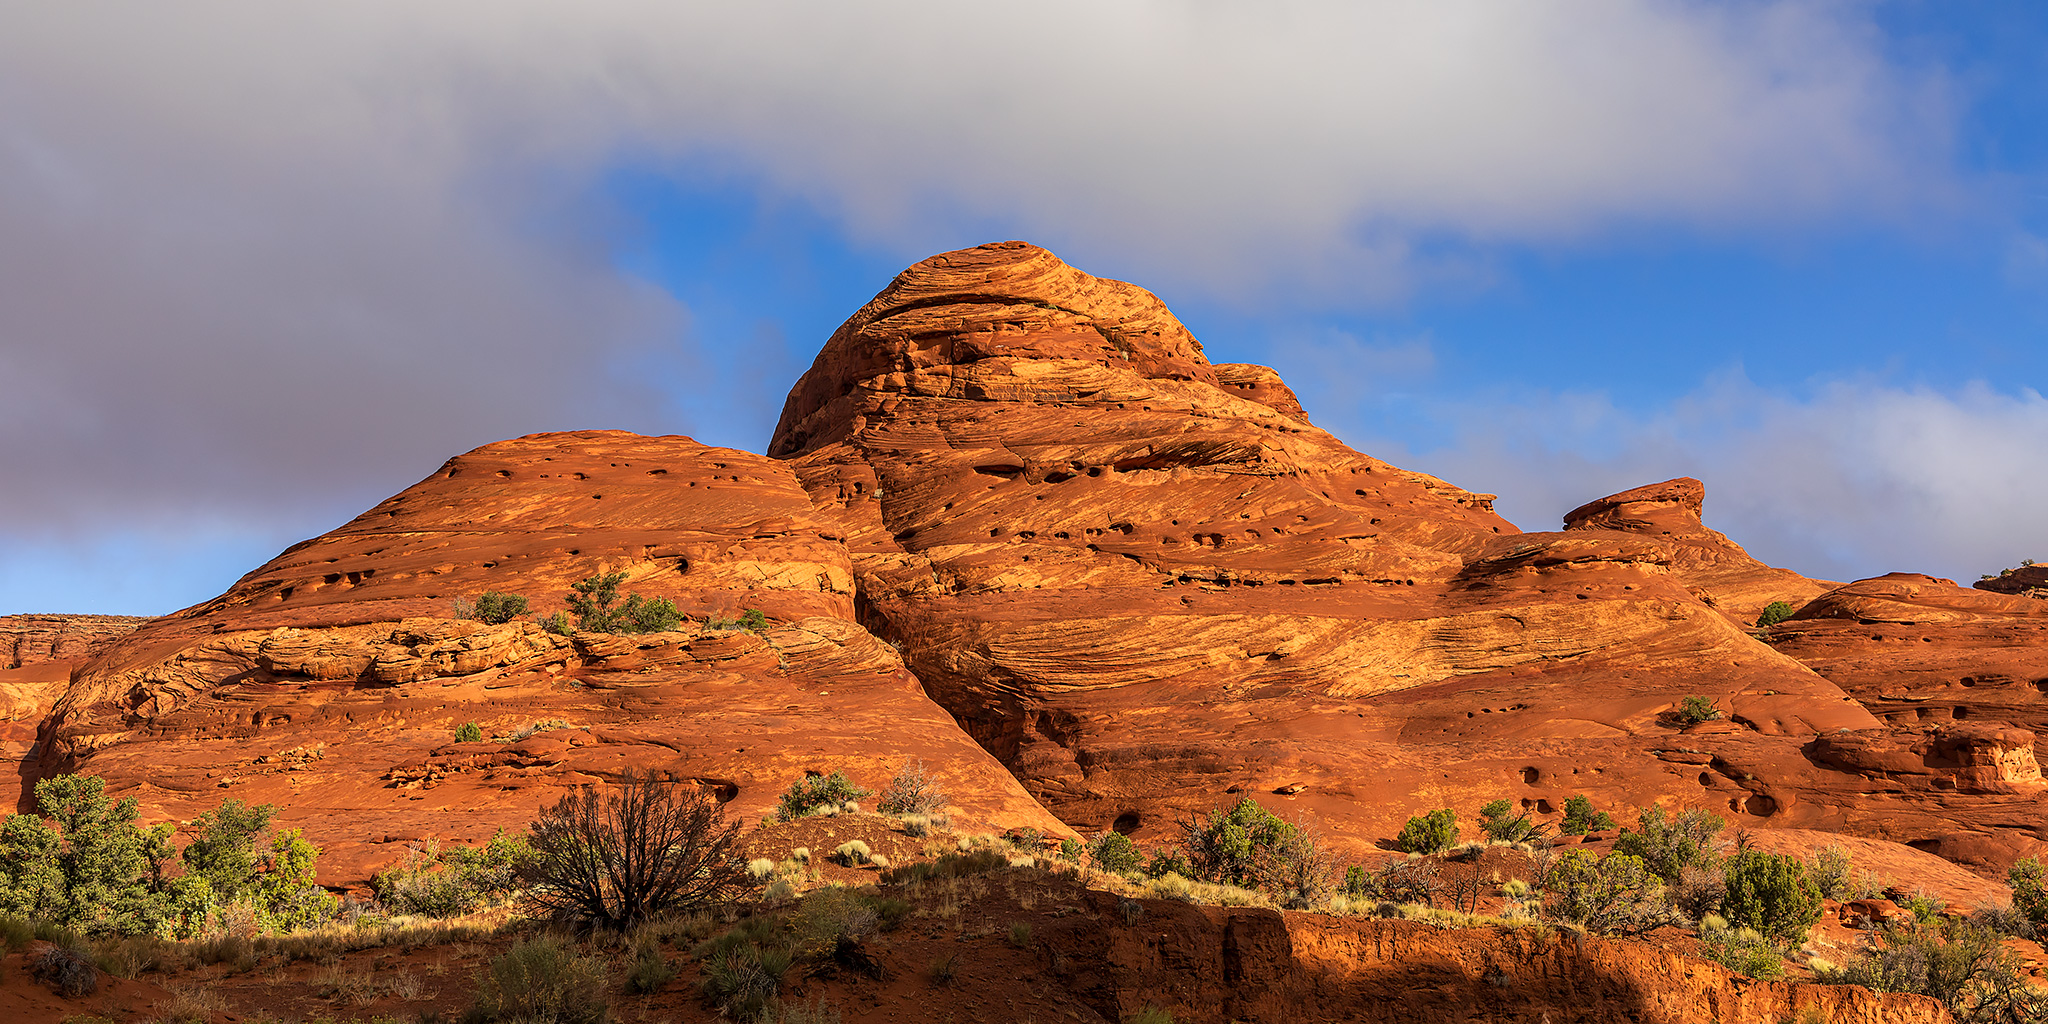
<box><xmin>13</xmin><ymin>241</ymin><xmax>2048</xmax><ymax>890</ymax></box>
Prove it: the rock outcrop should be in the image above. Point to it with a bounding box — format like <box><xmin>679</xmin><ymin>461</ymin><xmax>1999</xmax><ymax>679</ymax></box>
<box><xmin>16</xmin><ymin>241</ymin><xmax>2048</xmax><ymax>891</ymax></box>
<box><xmin>1562</xmin><ymin>477</ymin><xmax>1835</xmax><ymax>625</ymax></box>
<box><xmin>0</xmin><ymin>614</ymin><xmax>147</xmax><ymax>669</ymax></box>
<box><xmin>1976</xmin><ymin>563</ymin><xmax>2048</xmax><ymax>598</ymax></box>
<box><xmin>764</xmin><ymin>241</ymin><xmax>1969</xmax><ymax>859</ymax></box>
<box><xmin>33</xmin><ymin>432</ymin><xmax>1066</xmax><ymax>883</ymax></box>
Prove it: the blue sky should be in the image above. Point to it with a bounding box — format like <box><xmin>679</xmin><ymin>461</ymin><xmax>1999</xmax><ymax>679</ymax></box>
<box><xmin>4</xmin><ymin>1</ymin><xmax>2046</xmax><ymax>615</ymax></box>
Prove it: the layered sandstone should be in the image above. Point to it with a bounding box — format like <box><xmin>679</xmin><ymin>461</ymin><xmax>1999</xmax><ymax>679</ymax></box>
<box><xmin>33</xmin><ymin>432</ymin><xmax>1066</xmax><ymax>881</ymax></box>
<box><xmin>765</xmin><ymin>241</ymin><xmax>1963</xmax><ymax>860</ymax></box>
<box><xmin>0</xmin><ymin>614</ymin><xmax>148</xmax><ymax>768</ymax></box>
<box><xmin>1562</xmin><ymin>477</ymin><xmax>1834</xmax><ymax>625</ymax></box>
<box><xmin>18</xmin><ymin>240</ymin><xmax>2048</xmax><ymax>893</ymax></box>
<box><xmin>0</xmin><ymin>614</ymin><xmax>147</xmax><ymax>669</ymax></box>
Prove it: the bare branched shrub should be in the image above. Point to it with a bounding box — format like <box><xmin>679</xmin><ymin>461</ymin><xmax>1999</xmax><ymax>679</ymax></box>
<box><xmin>525</xmin><ymin>771</ymin><xmax>752</xmax><ymax>930</ymax></box>
<box><xmin>1672</xmin><ymin>862</ymin><xmax>1727</xmax><ymax>921</ymax></box>
<box><xmin>877</xmin><ymin>759</ymin><xmax>949</xmax><ymax>817</ymax></box>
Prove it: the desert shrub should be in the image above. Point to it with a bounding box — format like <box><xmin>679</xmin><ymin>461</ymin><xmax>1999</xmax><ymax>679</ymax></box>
<box><xmin>832</xmin><ymin>841</ymin><xmax>872</xmax><ymax>867</ymax></box>
<box><xmin>738</xmin><ymin>609</ymin><xmax>769</xmax><ymax>631</ymax></box>
<box><xmin>2009</xmin><ymin>857</ymin><xmax>2048</xmax><ymax>931</ymax></box>
<box><xmin>1675</xmin><ymin>696</ymin><xmax>1722</xmax><ymax>726</ymax></box>
<box><xmin>777</xmin><ymin>772</ymin><xmax>871</xmax><ymax>822</ymax></box>
<box><xmin>879</xmin><ymin>848</ymin><xmax>1008</xmax><ymax>885</ymax></box>
<box><xmin>1543</xmin><ymin>851</ymin><xmax>1671</xmax><ymax>935</ymax></box>
<box><xmin>566</xmin><ymin>571</ymin><xmax>682</xmax><ymax>634</ymax></box>
<box><xmin>627</xmin><ymin>939</ymin><xmax>676</xmax><ymax>994</ymax></box>
<box><xmin>1126</xmin><ymin>1010</ymin><xmax>1175</xmax><ymax>1024</ymax></box>
<box><xmin>1342</xmin><ymin>858</ymin><xmax>1442</xmax><ymax>907</ymax></box>
<box><xmin>1816</xmin><ymin>920</ymin><xmax>2043</xmax><ymax>1022</ymax></box>
<box><xmin>1971</xmin><ymin>901</ymin><xmax>2035</xmax><ymax>940</ymax></box>
<box><xmin>1144</xmin><ymin>849</ymin><xmax>1192</xmax><ymax>879</ymax></box>
<box><xmin>1697</xmin><ymin>914</ymin><xmax>1782</xmax><ymax>979</ymax></box>
<box><xmin>1808</xmin><ymin>844</ymin><xmax>1854</xmax><ymax>900</ymax></box>
<box><xmin>181</xmin><ymin>799</ymin><xmax>272</xmax><ymax>905</ymax></box>
<box><xmin>1179</xmin><ymin>799</ymin><xmax>1331</xmax><ymax>905</ymax></box>
<box><xmin>876</xmin><ymin>759</ymin><xmax>948</xmax><ymax>817</ymax></box>
<box><xmin>1721</xmin><ymin>850</ymin><xmax>1822</xmax><ymax>944</ymax></box>
<box><xmin>701</xmin><ymin>939</ymin><xmax>791</xmax><ymax>1021</ymax></box>
<box><xmin>525</xmin><ymin>771</ymin><xmax>751</xmax><ymax>930</ymax></box>
<box><xmin>1901</xmin><ymin>890</ymin><xmax>1948</xmax><ymax>925</ymax></box>
<box><xmin>1754</xmin><ymin>601</ymin><xmax>1796</xmax><ymax>628</ymax></box>
<box><xmin>1057</xmin><ymin>838</ymin><xmax>1083</xmax><ymax>862</ymax></box>
<box><xmin>1396</xmin><ymin>808</ymin><xmax>1458</xmax><ymax>854</ymax></box>
<box><xmin>30</xmin><ymin>940</ymin><xmax>98</xmax><ymax>996</ymax></box>
<box><xmin>470</xmin><ymin>935</ymin><xmax>607</xmax><ymax>1024</ymax></box>
<box><xmin>788</xmin><ymin>888</ymin><xmax>902</xmax><ymax>957</ymax></box>
<box><xmin>256</xmin><ymin>828</ymin><xmax>337</xmax><ymax>932</ymax></box>
<box><xmin>540</xmin><ymin>612</ymin><xmax>573</xmax><ymax>635</ymax></box>
<box><xmin>1670</xmin><ymin>862</ymin><xmax>1727</xmax><ymax>921</ymax></box>
<box><xmin>372</xmin><ymin>833</ymin><xmax>529</xmax><ymax>918</ymax></box>
<box><xmin>0</xmin><ymin>774</ymin><xmax>313</xmax><ymax>938</ymax></box>
<box><xmin>459</xmin><ymin>592</ymin><xmax>530</xmax><ymax>625</ymax></box>
<box><xmin>1477</xmin><ymin>800</ymin><xmax>1545</xmax><ymax>844</ymax></box>
<box><xmin>1611</xmin><ymin>806</ymin><xmax>1723</xmax><ymax>884</ymax></box>
<box><xmin>1559</xmin><ymin>794</ymin><xmax>1615</xmax><ymax>836</ymax></box>
<box><xmin>0</xmin><ymin>774</ymin><xmax>173</xmax><ymax>933</ymax></box>
<box><xmin>1091</xmin><ymin>832</ymin><xmax>1142</xmax><ymax>875</ymax></box>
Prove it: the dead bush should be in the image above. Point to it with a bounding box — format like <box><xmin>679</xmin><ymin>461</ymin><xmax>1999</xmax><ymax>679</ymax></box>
<box><xmin>525</xmin><ymin>771</ymin><xmax>753</xmax><ymax>930</ymax></box>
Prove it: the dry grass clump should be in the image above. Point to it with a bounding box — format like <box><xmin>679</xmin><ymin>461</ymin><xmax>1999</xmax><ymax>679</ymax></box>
<box><xmin>1141</xmin><ymin>872</ymin><xmax>1274</xmax><ymax>908</ymax></box>
<box><xmin>252</xmin><ymin>910</ymin><xmax>512</xmax><ymax>962</ymax></box>
<box><xmin>154</xmin><ymin>983</ymin><xmax>231</xmax><ymax>1024</ymax></box>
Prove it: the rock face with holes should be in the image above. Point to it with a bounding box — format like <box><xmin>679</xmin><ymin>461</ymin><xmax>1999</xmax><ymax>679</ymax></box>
<box><xmin>765</xmin><ymin>241</ymin><xmax>1976</xmax><ymax>858</ymax></box>
<box><xmin>30</xmin><ymin>432</ymin><xmax>1067</xmax><ymax>882</ymax></box>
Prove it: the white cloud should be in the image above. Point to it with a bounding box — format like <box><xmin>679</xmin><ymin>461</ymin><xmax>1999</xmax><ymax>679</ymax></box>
<box><xmin>0</xmin><ymin>1</ymin><xmax>1965</xmax><ymax>609</ymax></box>
<box><xmin>1316</xmin><ymin>369</ymin><xmax>2048</xmax><ymax>584</ymax></box>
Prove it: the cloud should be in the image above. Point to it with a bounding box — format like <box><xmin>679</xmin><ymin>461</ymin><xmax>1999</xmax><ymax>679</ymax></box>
<box><xmin>0</xmin><ymin>2</ymin><xmax>1963</xmax><ymax>611</ymax></box>
<box><xmin>1306</xmin><ymin>364</ymin><xmax>2048</xmax><ymax>584</ymax></box>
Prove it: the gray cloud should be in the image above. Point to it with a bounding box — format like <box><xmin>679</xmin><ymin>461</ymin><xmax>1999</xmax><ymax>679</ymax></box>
<box><xmin>0</xmin><ymin>2</ymin><xmax>1962</xmax><ymax>611</ymax></box>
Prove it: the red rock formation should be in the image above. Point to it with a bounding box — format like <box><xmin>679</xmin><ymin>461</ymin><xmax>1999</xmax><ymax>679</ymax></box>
<box><xmin>769</xmin><ymin>241</ymin><xmax>1936</xmax><ymax>859</ymax></box>
<box><xmin>34</xmin><ymin>432</ymin><xmax>1067</xmax><ymax>882</ymax></box>
<box><xmin>1763</xmin><ymin>572</ymin><xmax>2048</xmax><ymax>869</ymax></box>
<box><xmin>0</xmin><ymin>614</ymin><xmax>148</xmax><ymax>769</ymax></box>
<box><xmin>21</xmin><ymin>240</ymin><xmax>2048</xmax><ymax>893</ymax></box>
<box><xmin>1975</xmin><ymin>563</ymin><xmax>2048</xmax><ymax>598</ymax></box>
<box><xmin>1052</xmin><ymin>887</ymin><xmax>1946</xmax><ymax>1024</ymax></box>
<box><xmin>0</xmin><ymin>614</ymin><xmax>146</xmax><ymax>669</ymax></box>
<box><xmin>1562</xmin><ymin>477</ymin><xmax>1835</xmax><ymax>625</ymax></box>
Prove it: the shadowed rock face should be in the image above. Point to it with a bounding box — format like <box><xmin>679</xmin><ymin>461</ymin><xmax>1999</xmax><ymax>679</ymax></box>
<box><xmin>18</xmin><ymin>241</ymin><xmax>2048</xmax><ymax>886</ymax></box>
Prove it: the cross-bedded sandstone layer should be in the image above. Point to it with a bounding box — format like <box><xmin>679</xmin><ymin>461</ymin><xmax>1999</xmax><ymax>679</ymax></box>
<box><xmin>770</xmin><ymin>241</ymin><xmax>2045</xmax><ymax>863</ymax></box>
<box><xmin>30</xmin><ymin>433</ymin><xmax>1065</xmax><ymax>883</ymax></box>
